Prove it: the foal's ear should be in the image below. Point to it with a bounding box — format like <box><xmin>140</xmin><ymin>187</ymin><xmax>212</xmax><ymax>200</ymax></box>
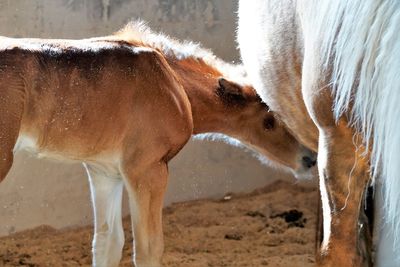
<box><xmin>216</xmin><ymin>77</ymin><xmax>247</xmax><ymax>106</ymax></box>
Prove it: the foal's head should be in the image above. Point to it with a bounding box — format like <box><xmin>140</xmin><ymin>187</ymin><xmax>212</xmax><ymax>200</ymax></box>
<box><xmin>112</xmin><ymin>20</ymin><xmax>316</xmax><ymax>178</ymax></box>
<box><xmin>215</xmin><ymin>77</ymin><xmax>316</xmax><ymax>178</ymax></box>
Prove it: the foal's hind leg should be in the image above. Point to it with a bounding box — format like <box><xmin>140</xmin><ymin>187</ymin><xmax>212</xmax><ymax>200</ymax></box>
<box><xmin>0</xmin><ymin>88</ymin><xmax>24</xmax><ymax>182</ymax></box>
<box><xmin>85</xmin><ymin>164</ymin><xmax>125</xmax><ymax>267</ymax></box>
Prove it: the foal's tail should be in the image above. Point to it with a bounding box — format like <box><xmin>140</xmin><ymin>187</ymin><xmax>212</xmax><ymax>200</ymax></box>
<box><xmin>305</xmin><ymin>0</ymin><xmax>400</xmax><ymax>242</ymax></box>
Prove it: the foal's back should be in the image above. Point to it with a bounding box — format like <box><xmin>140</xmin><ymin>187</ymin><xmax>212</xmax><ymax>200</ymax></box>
<box><xmin>0</xmin><ymin>37</ymin><xmax>192</xmax><ymax>163</ymax></box>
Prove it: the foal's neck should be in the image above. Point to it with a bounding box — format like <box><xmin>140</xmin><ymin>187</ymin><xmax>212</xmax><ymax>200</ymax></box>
<box><xmin>167</xmin><ymin>58</ymin><xmax>238</xmax><ymax>136</ymax></box>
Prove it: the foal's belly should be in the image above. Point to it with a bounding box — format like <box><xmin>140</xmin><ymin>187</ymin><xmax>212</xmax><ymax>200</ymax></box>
<box><xmin>14</xmin><ymin>132</ymin><xmax>121</xmax><ymax>172</ymax></box>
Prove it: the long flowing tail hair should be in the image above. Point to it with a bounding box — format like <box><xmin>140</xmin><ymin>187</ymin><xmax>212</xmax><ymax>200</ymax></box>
<box><xmin>303</xmin><ymin>0</ymin><xmax>400</xmax><ymax>241</ymax></box>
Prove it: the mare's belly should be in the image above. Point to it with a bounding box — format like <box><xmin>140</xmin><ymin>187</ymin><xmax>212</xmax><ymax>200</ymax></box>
<box><xmin>238</xmin><ymin>0</ymin><xmax>319</xmax><ymax>151</ymax></box>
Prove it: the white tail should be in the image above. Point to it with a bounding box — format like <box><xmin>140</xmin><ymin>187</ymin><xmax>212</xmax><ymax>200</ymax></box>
<box><xmin>303</xmin><ymin>0</ymin><xmax>400</xmax><ymax>242</ymax></box>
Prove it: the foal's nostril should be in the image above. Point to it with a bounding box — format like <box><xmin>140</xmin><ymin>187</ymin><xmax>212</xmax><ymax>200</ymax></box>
<box><xmin>302</xmin><ymin>156</ymin><xmax>317</xmax><ymax>168</ymax></box>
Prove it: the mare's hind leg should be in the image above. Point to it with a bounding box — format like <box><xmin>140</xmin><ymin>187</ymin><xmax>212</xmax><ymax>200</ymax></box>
<box><xmin>0</xmin><ymin>88</ymin><xmax>24</xmax><ymax>182</ymax></box>
<box><xmin>316</xmin><ymin>123</ymin><xmax>371</xmax><ymax>266</ymax></box>
<box><xmin>314</xmin><ymin>160</ymin><xmax>373</xmax><ymax>267</ymax></box>
<box><xmin>303</xmin><ymin>84</ymin><xmax>371</xmax><ymax>265</ymax></box>
<box><xmin>302</xmin><ymin>46</ymin><xmax>372</xmax><ymax>266</ymax></box>
<box><xmin>85</xmin><ymin>164</ymin><xmax>125</xmax><ymax>267</ymax></box>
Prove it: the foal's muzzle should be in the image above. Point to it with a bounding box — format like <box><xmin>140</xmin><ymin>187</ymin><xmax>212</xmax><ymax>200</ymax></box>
<box><xmin>302</xmin><ymin>155</ymin><xmax>317</xmax><ymax>169</ymax></box>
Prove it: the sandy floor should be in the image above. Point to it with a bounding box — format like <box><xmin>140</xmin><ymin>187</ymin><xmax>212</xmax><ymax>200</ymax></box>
<box><xmin>0</xmin><ymin>180</ymin><xmax>317</xmax><ymax>267</ymax></box>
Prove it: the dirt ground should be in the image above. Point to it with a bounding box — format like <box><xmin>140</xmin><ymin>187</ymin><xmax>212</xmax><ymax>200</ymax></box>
<box><xmin>0</xmin><ymin>180</ymin><xmax>318</xmax><ymax>267</ymax></box>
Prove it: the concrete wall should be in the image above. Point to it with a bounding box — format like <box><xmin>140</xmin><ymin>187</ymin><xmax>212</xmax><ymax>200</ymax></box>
<box><xmin>0</xmin><ymin>0</ymin><xmax>292</xmax><ymax>236</ymax></box>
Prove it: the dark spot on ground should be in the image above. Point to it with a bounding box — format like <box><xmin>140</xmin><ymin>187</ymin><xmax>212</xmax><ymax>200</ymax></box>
<box><xmin>270</xmin><ymin>209</ymin><xmax>307</xmax><ymax>228</ymax></box>
<box><xmin>224</xmin><ymin>233</ymin><xmax>243</xmax><ymax>241</ymax></box>
<box><xmin>245</xmin><ymin>211</ymin><xmax>266</xmax><ymax>218</ymax></box>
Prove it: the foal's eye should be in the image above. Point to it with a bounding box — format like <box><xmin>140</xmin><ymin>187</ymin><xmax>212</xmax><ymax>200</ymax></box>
<box><xmin>263</xmin><ymin>117</ymin><xmax>275</xmax><ymax>130</ymax></box>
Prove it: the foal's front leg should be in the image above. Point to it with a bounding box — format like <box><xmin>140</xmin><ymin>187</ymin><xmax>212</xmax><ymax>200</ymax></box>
<box><xmin>85</xmin><ymin>164</ymin><xmax>125</xmax><ymax>267</ymax></box>
<box><xmin>121</xmin><ymin>159</ymin><xmax>168</xmax><ymax>267</ymax></box>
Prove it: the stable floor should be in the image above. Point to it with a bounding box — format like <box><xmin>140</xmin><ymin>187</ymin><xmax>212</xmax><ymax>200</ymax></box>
<box><xmin>0</xmin><ymin>180</ymin><xmax>317</xmax><ymax>267</ymax></box>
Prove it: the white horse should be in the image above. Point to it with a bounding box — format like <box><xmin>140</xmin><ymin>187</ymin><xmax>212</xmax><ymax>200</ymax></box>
<box><xmin>238</xmin><ymin>0</ymin><xmax>400</xmax><ymax>266</ymax></box>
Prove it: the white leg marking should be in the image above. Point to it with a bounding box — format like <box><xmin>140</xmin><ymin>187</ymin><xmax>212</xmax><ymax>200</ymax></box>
<box><xmin>85</xmin><ymin>163</ymin><xmax>125</xmax><ymax>267</ymax></box>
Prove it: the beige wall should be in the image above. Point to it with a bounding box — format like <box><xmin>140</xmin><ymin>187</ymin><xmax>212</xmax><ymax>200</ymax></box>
<box><xmin>0</xmin><ymin>0</ymin><xmax>293</xmax><ymax>237</ymax></box>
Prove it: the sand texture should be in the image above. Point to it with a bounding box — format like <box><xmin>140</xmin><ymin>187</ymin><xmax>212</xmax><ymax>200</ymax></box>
<box><xmin>0</xmin><ymin>180</ymin><xmax>317</xmax><ymax>267</ymax></box>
